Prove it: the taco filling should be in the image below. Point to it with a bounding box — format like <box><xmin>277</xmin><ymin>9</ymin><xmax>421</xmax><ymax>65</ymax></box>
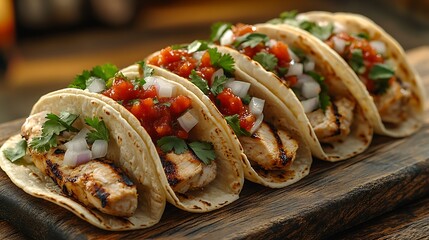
<box><xmin>69</xmin><ymin>64</ymin><xmax>218</xmax><ymax>194</ymax></box>
<box><xmin>4</xmin><ymin>111</ymin><xmax>138</xmax><ymax>217</ymax></box>
<box><xmin>212</xmin><ymin>23</ymin><xmax>355</xmax><ymax>143</ymax></box>
<box><xmin>269</xmin><ymin>11</ymin><xmax>411</xmax><ymax>126</ymax></box>
<box><xmin>147</xmin><ymin>45</ymin><xmax>298</xmax><ymax>171</ymax></box>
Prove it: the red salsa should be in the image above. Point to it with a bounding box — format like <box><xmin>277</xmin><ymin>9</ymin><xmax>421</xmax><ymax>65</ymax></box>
<box><xmin>148</xmin><ymin>47</ymin><xmax>256</xmax><ymax>132</ymax></box>
<box><xmin>103</xmin><ymin>75</ymin><xmax>192</xmax><ymax>141</ymax></box>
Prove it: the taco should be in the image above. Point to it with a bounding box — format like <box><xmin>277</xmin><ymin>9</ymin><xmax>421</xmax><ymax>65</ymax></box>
<box><xmin>64</xmin><ymin>63</ymin><xmax>244</xmax><ymax>212</ymax></box>
<box><xmin>210</xmin><ymin>22</ymin><xmax>373</xmax><ymax>161</ymax></box>
<box><xmin>268</xmin><ymin>11</ymin><xmax>425</xmax><ymax>137</ymax></box>
<box><xmin>145</xmin><ymin>43</ymin><xmax>312</xmax><ymax>187</ymax></box>
<box><xmin>0</xmin><ymin>92</ymin><xmax>165</xmax><ymax>230</ymax></box>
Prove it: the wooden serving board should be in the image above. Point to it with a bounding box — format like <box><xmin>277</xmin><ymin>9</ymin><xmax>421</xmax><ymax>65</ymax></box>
<box><xmin>1</xmin><ymin>47</ymin><xmax>429</xmax><ymax>239</ymax></box>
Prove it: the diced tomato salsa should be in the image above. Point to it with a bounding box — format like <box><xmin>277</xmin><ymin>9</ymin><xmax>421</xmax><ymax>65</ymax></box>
<box><xmin>231</xmin><ymin>24</ymin><xmax>296</xmax><ymax>87</ymax></box>
<box><xmin>326</xmin><ymin>32</ymin><xmax>393</xmax><ymax>93</ymax></box>
<box><xmin>102</xmin><ymin>76</ymin><xmax>192</xmax><ymax>141</ymax></box>
<box><xmin>148</xmin><ymin>47</ymin><xmax>256</xmax><ymax>132</ymax></box>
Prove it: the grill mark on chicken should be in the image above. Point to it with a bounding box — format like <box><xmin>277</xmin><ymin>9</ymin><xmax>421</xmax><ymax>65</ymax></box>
<box><xmin>93</xmin><ymin>183</ymin><xmax>109</xmax><ymax>208</ymax></box>
<box><xmin>54</xmin><ymin>149</ymin><xmax>65</xmax><ymax>154</ymax></box>
<box><xmin>46</xmin><ymin>159</ymin><xmax>63</xmax><ymax>181</ymax></box>
<box><xmin>268</xmin><ymin>123</ymin><xmax>290</xmax><ymax>167</ymax></box>
<box><xmin>331</xmin><ymin>102</ymin><xmax>342</xmax><ymax>137</ymax></box>
<box><xmin>160</xmin><ymin>157</ymin><xmax>180</xmax><ymax>187</ymax></box>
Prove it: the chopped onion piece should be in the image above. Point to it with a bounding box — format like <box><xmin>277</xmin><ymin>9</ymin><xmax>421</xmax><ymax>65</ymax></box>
<box><xmin>286</xmin><ymin>63</ymin><xmax>303</xmax><ymax>76</ymax></box>
<box><xmin>370</xmin><ymin>40</ymin><xmax>386</xmax><ymax>56</ymax></box>
<box><xmin>333</xmin><ymin>22</ymin><xmax>346</xmax><ymax>34</ymax></box>
<box><xmin>304</xmin><ymin>59</ymin><xmax>315</xmax><ymax>72</ymax></box>
<box><xmin>143</xmin><ymin>76</ymin><xmax>160</xmax><ymax>90</ymax></box>
<box><xmin>86</xmin><ymin>77</ymin><xmax>106</xmax><ymax>93</ymax></box>
<box><xmin>224</xmin><ymin>80</ymin><xmax>251</xmax><ymax>98</ymax></box>
<box><xmin>193</xmin><ymin>51</ymin><xmax>205</xmax><ymax>62</ymax></box>
<box><xmin>157</xmin><ymin>80</ymin><xmax>176</xmax><ymax>98</ymax></box>
<box><xmin>64</xmin><ymin>149</ymin><xmax>92</xmax><ymax>167</ymax></box>
<box><xmin>288</xmin><ymin>48</ymin><xmax>300</xmax><ymax>63</ymax></box>
<box><xmin>266</xmin><ymin>39</ymin><xmax>277</xmax><ymax>48</ymax></box>
<box><xmin>249</xmin><ymin>97</ymin><xmax>265</xmax><ymax>116</ymax></box>
<box><xmin>295</xmin><ymin>74</ymin><xmax>315</xmax><ymax>88</ymax></box>
<box><xmin>250</xmin><ymin>114</ymin><xmax>264</xmax><ymax>134</ymax></box>
<box><xmin>74</xmin><ymin>128</ymin><xmax>90</xmax><ymax>140</ymax></box>
<box><xmin>301</xmin><ymin>97</ymin><xmax>320</xmax><ymax>113</ymax></box>
<box><xmin>211</xmin><ymin>68</ymin><xmax>225</xmax><ymax>83</ymax></box>
<box><xmin>120</xmin><ymin>64</ymin><xmax>139</xmax><ymax>79</ymax></box>
<box><xmin>301</xmin><ymin>81</ymin><xmax>321</xmax><ymax>99</ymax></box>
<box><xmin>65</xmin><ymin>137</ymin><xmax>88</xmax><ymax>151</ymax></box>
<box><xmin>220</xmin><ymin>29</ymin><xmax>234</xmax><ymax>46</ymax></box>
<box><xmin>91</xmin><ymin>140</ymin><xmax>108</xmax><ymax>159</ymax></box>
<box><xmin>332</xmin><ymin>36</ymin><xmax>347</xmax><ymax>53</ymax></box>
<box><xmin>177</xmin><ymin>110</ymin><xmax>199</xmax><ymax>132</ymax></box>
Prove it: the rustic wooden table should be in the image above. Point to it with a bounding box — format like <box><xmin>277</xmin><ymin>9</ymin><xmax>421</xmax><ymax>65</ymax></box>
<box><xmin>1</xmin><ymin>47</ymin><xmax>428</xmax><ymax>239</ymax></box>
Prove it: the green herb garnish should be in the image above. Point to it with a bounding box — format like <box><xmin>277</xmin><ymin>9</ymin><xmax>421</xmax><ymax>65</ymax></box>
<box><xmin>299</xmin><ymin>21</ymin><xmax>334</xmax><ymax>41</ymax></box>
<box><xmin>157</xmin><ymin>136</ymin><xmax>188</xmax><ymax>155</ymax></box>
<box><xmin>189</xmin><ymin>70</ymin><xmax>210</xmax><ymax>94</ymax></box>
<box><xmin>188</xmin><ymin>141</ymin><xmax>216</xmax><ymax>165</ymax></box>
<box><xmin>69</xmin><ymin>63</ymin><xmax>118</xmax><ymax>89</ymax></box>
<box><xmin>29</xmin><ymin>112</ymin><xmax>79</xmax><ymax>152</ymax></box>
<box><xmin>225</xmin><ymin>115</ymin><xmax>251</xmax><ymax>137</ymax></box>
<box><xmin>84</xmin><ymin>117</ymin><xmax>110</xmax><ymax>144</ymax></box>
<box><xmin>207</xmin><ymin>48</ymin><xmax>235</xmax><ymax>73</ymax></box>
<box><xmin>3</xmin><ymin>139</ymin><xmax>27</xmax><ymax>162</ymax></box>
<box><xmin>253</xmin><ymin>52</ymin><xmax>278</xmax><ymax>71</ymax></box>
<box><xmin>210</xmin><ymin>22</ymin><xmax>232</xmax><ymax>42</ymax></box>
<box><xmin>368</xmin><ymin>63</ymin><xmax>395</xmax><ymax>94</ymax></box>
<box><xmin>187</xmin><ymin>40</ymin><xmax>210</xmax><ymax>53</ymax></box>
<box><xmin>234</xmin><ymin>33</ymin><xmax>269</xmax><ymax>49</ymax></box>
<box><xmin>306</xmin><ymin>71</ymin><xmax>331</xmax><ymax>111</ymax></box>
<box><xmin>349</xmin><ymin>49</ymin><xmax>366</xmax><ymax>74</ymax></box>
<box><xmin>210</xmin><ymin>75</ymin><xmax>229</xmax><ymax>96</ymax></box>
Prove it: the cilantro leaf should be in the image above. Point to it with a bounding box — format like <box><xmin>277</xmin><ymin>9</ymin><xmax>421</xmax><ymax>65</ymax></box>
<box><xmin>69</xmin><ymin>64</ymin><xmax>118</xmax><ymax>89</ymax></box>
<box><xmin>299</xmin><ymin>21</ymin><xmax>333</xmax><ymax>41</ymax></box>
<box><xmin>234</xmin><ymin>33</ymin><xmax>269</xmax><ymax>48</ymax></box>
<box><xmin>279</xmin><ymin>10</ymin><xmax>298</xmax><ymax>20</ymax></box>
<box><xmin>187</xmin><ymin>40</ymin><xmax>210</xmax><ymax>53</ymax></box>
<box><xmin>348</xmin><ymin>49</ymin><xmax>366</xmax><ymax>74</ymax></box>
<box><xmin>253</xmin><ymin>52</ymin><xmax>278</xmax><ymax>71</ymax></box>
<box><xmin>171</xmin><ymin>44</ymin><xmax>187</xmax><ymax>50</ymax></box>
<box><xmin>137</xmin><ymin>61</ymin><xmax>154</xmax><ymax>78</ymax></box>
<box><xmin>368</xmin><ymin>63</ymin><xmax>395</xmax><ymax>94</ymax></box>
<box><xmin>188</xmin><ymin>141</ymin><xmax>216</xmax><ymax>165</ymax></box>
<box><xmin>29</xmin><ymin>134</ymin><xmax>57</xmax><ymax>153</ymax></box>
<box><xmin>241</xmin><ymin>94</ymin><xmax>252</xmax><ymax>105</ymax></box>
<box><xmin>84</xmin><ymin>117</ymin><xmax>110</xmax><ymax>144</ymax></box>
<box><xmin>210</xmin><ymin>22</ymin><xmax>232</xmax><ymax>42</ymax></box>
<box><xmin>355</xmin><ymin>32</ymin><xmax>370</xmax><ymax>40</ymax></box>
<box><xmin>210</xmin><ymin>75</ymin><xmax>228</xmax><ymax>96</ymax></box>
<box><xmin>207</xmin><ymin>48</ymin><xmax>235</xmax><ymax>73</ymax></box>
<box><xmin>225</xmin><ymin>115</ymin><xmax>251</xmax><ymax>137</ymax></box>
<box><xmin>3</xmin><ymin>139</ymin><xmax>27</xmax><ymax>162</ymax></box>
<box><xmin>267</xmin><ymin>11</ymin><xmax>299</xmax><ymax>25</ymax></box>
<box><xmin>306</xmin><ymin>71</ymin><xmax>331</xmax><ymax>111</ymax></box>
<box><xmin>157</xmin><ymin>136</ymin><xmax>188</xmax><ymax>154</ymax></box>
<box><xmin>189</xmin><ymin>70</ymin><xmax>210</xmax><ymax>94</ymax></box>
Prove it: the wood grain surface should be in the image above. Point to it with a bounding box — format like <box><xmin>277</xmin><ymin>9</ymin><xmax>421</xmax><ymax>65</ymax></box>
<box><xmin>1</xmin><ymin>47</ymin><xmax>429</xmax><ymax>239</ymax></box>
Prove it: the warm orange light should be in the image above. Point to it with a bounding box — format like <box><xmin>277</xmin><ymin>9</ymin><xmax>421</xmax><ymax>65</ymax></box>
<box><xmin>0</xmin><ymin>0</ymin><xmax>15</xmax><ymax>48</ymax></box>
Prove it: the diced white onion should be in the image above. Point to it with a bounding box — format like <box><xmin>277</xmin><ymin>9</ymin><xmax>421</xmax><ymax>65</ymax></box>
<box><xmin>250</xmin><ymin>114</ymin><xmax>264</xmax><ymax>134</ymax></box>
<box><xmin>370</xmin><ymin>40</ymin><xmax>386</xmax><ymax>56</ymax></box>
<box><xmin>143</xmin><ymin>76</ymin><xmax>160</xmax><ymax>90</ymax></box>
<box><xmin>304</xmin><ymin>59</ymin><xmax>315</xmax><ymax>72</ymax></box>
<box><xmin>177</xmin><ymin>110</ymin><xmax>199</xmax><ymax>132</ymax></box>
<box><xmin>91</xmin><ymin>140</ymin><xmax>108</xmax><ymax>159</ymax></box>
<box><xmin>64</xmin><ymin>149</ymin><xmax>92</xmax><ymax>167</ymax></box>
<box><xmin>332</xmin><ymin>36</ymin><xmax>347</xmax><ymax>54</ymax></box>
<box><xmin>287</xmin><ymin>48</ymin><xmax>300</xmax><ymax>63</ymax></box>
<box><xmin>220</xmin><ymin>29</ymin><xmax>234</xmax><ymax>46</ymax></box>
<box><xmin>266</xmin><ymin>39</ymin><xmax>277</xmax><ymax>48</ymax></box>
<box><xmin>86</xmin><ymin>77</ymin><xmax>106</xmax><ymax>93</ymax></box>
<box><xmin>64</xmin><ymin>128</ymin><xmax>90</xmax><ymax>150</ymax></box>
<box><xmin>224</xmin><ymin>80</ymin><xmax>251</xmax><ymax>99</ymax></box>
<box><xmin>301</xmin><ymin>97</ymin><xmax>320</xmax><ymax>113</ymax></box>
<box><xmin>286</xmin><ymin>63</ymin><xmax>303</xmax><ymax>76</ymax></box>
<box><xmin>211</xmin><ymin>68</ymin><xmax>225</xmax><ymax>83</ymax></box>
<box><xmin>295</xmin><ymin>74</ymin><xmax>315</xmax><ymax>88</ymax></box>
<box><xmin>193</xmin><ymin>51</ymin><xmax>205</xmax><ymax>62</ymax></box>
<box><xmin>301</xmin><ymin>81</ymin><xmax>321</xmax><ymax>99</ymax></box>
<box><xmin>249</xmin><ymin>97</ymin><xmax>265</xmax><ymax>116</ymax></box>
<box><xmin>64</xmin><ymin>137</ymin><xmax>88</xmax><ymax>151</ymax></box>
<box><xmin>157</xmin><ymin>80</ymin><xmax>176</xmax><ymax>98</ymax></box>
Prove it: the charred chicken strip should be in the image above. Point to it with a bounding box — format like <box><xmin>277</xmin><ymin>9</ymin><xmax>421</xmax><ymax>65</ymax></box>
<box><xmin>307</xmin><ymin>98</ymin><xmax>355</xmax><ymax>143</ymax></box>
<box><xmin>22</xmin><ymin>113</ymin><xmax>138</xmax><ymax>217</ymax></box>
<box><xmin>239</xmin><ymin>122</ymin><xmax>298</xmax><ymax>171</ymax></box>
<box><xmin>160</xmin><ymin>150</ymin><xmax>217</xmax><ymax>194</ymax></box>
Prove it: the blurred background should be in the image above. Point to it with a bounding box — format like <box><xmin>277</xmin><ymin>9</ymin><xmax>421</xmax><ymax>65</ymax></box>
<box><xmin>0</xmin><ymin>0</ymin><xmax>428</xmax><ymax>123</ymax></box>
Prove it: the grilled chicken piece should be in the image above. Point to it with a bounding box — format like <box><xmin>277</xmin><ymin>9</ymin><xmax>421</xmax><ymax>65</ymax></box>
<box><xmin>373</xmin><ymin>80</ymin><xmax>411</xmax><ymax>125</ymax></box>
<box><xmin>307</xmin><ymin>97</ymin><xmax>355</xmax><ymax>143</ymax></box>
<box><xmin>160</xmin><ymin>150</ymin><xmax>217</xmax><ymax>194</ymax></box>
<box><xmin>239</xmin><ymin>122</ymin><xmax>298</xmax><ymax>171</ymax></box>
<box><xmin>22</xmin><ymin>113</ymin><xmax>138</xmax><ymax>217</ymax></box>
